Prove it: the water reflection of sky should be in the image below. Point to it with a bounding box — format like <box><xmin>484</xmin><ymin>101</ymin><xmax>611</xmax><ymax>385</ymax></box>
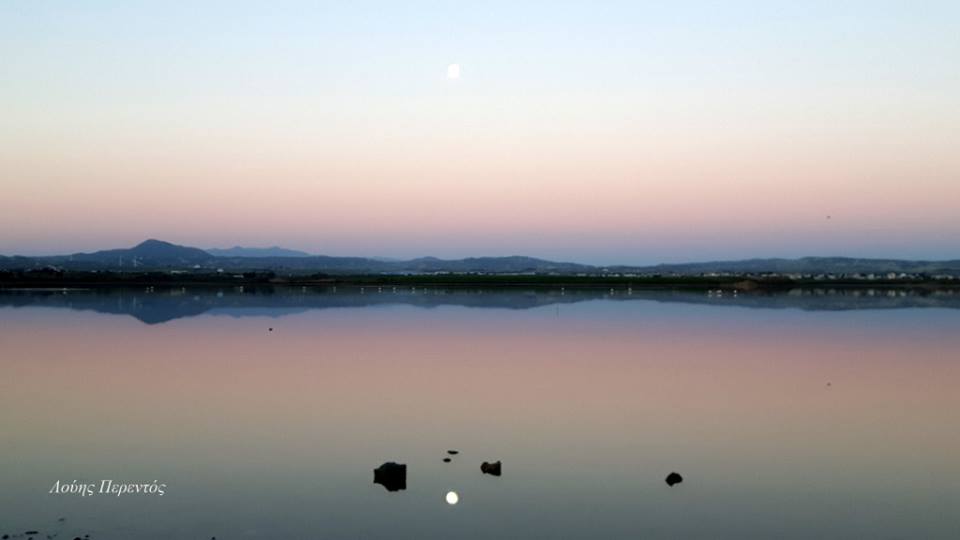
<box><xmin>0</xmin><ymin>292</ymin><xmax>958</xmax><ymax>538</ymax></box>
<box><xmin>1</xmin><ymin>286</ymin><xmax>959</xmax><ymax>325</ymax></box>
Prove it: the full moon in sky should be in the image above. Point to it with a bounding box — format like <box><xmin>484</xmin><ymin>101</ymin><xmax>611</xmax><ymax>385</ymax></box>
<box><xmin>446</xmin><ymin>491</ymin><xmax>459</xmax><ymax>505</ymax></box>
<box><xmin>447</xmin><ymin>64</ymin><xmax>460</xmax><ymax>79</ymax></box>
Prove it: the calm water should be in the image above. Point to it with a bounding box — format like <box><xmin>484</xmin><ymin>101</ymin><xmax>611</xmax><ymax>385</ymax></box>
<box><xmin>1</xmin><ymin>287</ymin><xmax>958</xmax><ymax>539</ymax></box>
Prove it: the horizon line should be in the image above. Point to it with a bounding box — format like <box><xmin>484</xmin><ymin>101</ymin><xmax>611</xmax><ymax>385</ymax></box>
<box><xmin>1</xmin><ymin>237</ymin><xmax>958</xmax><ymax>267</ymax></box>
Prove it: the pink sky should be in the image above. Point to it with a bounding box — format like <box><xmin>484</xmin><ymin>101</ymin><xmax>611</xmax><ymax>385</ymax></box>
<box><xmin>1</xmin><ymin>2</ymin><xmax>958</xmax><ymax>263</ymax></box>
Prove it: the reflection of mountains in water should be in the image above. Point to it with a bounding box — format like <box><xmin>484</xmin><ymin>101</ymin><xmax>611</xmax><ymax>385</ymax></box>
<box><xmin>1</xmin><ymin>286</ymin><xmax>959</xmax><ymax>324</ymax></box>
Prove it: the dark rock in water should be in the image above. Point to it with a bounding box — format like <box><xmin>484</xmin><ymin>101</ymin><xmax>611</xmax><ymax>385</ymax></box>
<box><xmin>665</xmin><ymin>472</ymin><xmax>683</xmax><ymax>486</ymax></box>
<box><xmin>268</xmin><ymin>328</ymin><xmax>273</xmax><ymax>332</ymax></box>
<box><xmin>26</xmin><ymin>532</ymin><xmax>40</xmax><ymax>536</ymax></box>
<box><xmin>373</xmin><ymin>462</ymin><xmax>407</xmax><ymax>492</ymax></box>
<box><xmin>447</xmin><ymin>450</ymin><xmax>459</xmax><ymax>455</ymax></box>
<box><xmin>481</xmin><ymin>461</ymin><xmax>502</xmax><ymax>476</ymax></box>
<box><xmin>443</xmin><ymin>457</ymin><xmax>451</xmax><ymax>463</ymax></box>
<box><xmin>2</xmin><ymin>535</ymin><xmax>8</xmax><ymax>540</ymax></box>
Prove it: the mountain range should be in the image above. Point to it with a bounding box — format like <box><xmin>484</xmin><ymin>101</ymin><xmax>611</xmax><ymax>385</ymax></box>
<box><xmin>1</xmin><ymin>239</ymin><xmax>959</xmax><ymax>276</ymax></box>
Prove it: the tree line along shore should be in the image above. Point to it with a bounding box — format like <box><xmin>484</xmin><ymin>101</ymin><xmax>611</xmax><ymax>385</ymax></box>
<box><xmin>2</xmin><ymin>269</ymin><xmax>958</xmax><ymax>290</ymax></box>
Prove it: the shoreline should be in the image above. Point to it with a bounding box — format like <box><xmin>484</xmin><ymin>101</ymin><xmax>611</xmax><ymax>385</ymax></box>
<box><xmin>2</xmin><ymin>272</ymin><xmax>959</xmax><ymax>291</ymax></box>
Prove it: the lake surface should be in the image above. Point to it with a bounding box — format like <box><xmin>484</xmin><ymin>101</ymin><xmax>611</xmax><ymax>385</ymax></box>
<box><xmin>1</xmin><ymin>287</ymin><xmax>958</xmax><ymax>539</ymax></box>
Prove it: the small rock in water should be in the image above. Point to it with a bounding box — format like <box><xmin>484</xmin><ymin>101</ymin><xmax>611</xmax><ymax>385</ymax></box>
<box><xmin>447</xmin><ymin>450</ymin><xmax>459</xmax><ymax>455</ymax></box>
<box><xmin>26</xmin><ymin>532</ymin><xmax>40</xmax><ymax>536</ymax></box>
<box><xmin>268</xmin><ymin>328</ymin><xmax>273</xmax><ymax>332</ymax></box>
<box><xmin>373</xmin><ymin>462</ymin><xmax>407</xmax><ymax>492</ymax></box>
<box><xmin>481</xmin><ymin>461</ymin><xmax>502</xmax><ymax>476</ymax></box>
<box><xmin>443</xmin><ymin>457</ymin><xmax>451</xmax><ymax>463</ymax></box>
<box><xmin>665</xmin><ymin>472</ymin><xmax>683</xmax><ymax>486</ymax></box>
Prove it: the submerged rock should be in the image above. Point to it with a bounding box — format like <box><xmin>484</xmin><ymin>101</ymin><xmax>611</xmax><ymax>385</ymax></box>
<box><xmin>665</xmin><ymin>472</ymin><xmax>683</xmax><ymax>486</ymax></box>
<box><xmin>373</xmin><ymin>462</ymin><xmax>407</xmax><ymax>492</ymax></box>
<box><xmin>447</xmin><ymin>450</ymin><xmax>459</xmax><ymax>455</ymax></box>
<box><xmin>481</xmin><ymin>461</ymin><xmax>502</xmax><ymax>476</ymax></box>
<box><xmin>443</xmin><ymin>458</ymin><xmax>451</xmax><ymax>463</ymax></box>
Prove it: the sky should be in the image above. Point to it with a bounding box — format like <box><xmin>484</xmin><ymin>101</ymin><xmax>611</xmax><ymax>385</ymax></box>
<box><xmin>1</xmin><ymin>1</ymin><xmax>958</xmax><ymax>264</ymax></box>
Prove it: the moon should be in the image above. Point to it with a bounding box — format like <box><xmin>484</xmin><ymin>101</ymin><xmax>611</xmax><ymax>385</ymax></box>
<box><xmin>447</xmin><ymin>64</ymin><xmax>460</xmax><ymax>79</ymax></box>
<box><xmin>445</xmin><ymin>491</ymin><xmax>459</xmax><ymax>505</ymax></box>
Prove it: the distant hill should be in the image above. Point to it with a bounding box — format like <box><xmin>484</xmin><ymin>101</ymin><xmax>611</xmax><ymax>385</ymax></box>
<box><xmin>203</xmin><ymin>254</ymin><xmax>592</xmax><ymax>274</ymax></box>
<box><xmin>403</xmin><ymin>256</ymin><xmax>591</xmax><ymax>274</ymax></box>
<box><xmin>0</xmin><ymin>239</ymin><xmax>590</xmax><ymax>274</ymax></box>
<box><xmin>206</xmin><ymin>246</ymin><xmax>312</xmax><ymax>258</ymax></box>
<box><xmin>41</xmin><ymin>239</ymin><xmax>214</xmax><ymax>269</ymax></box>
<box><xmin>623</xmin><ymin>257</ymin><xmax>960</xmax><ymax>276</ymax></box>
<box><xmin>1</xmin><ymin>239</ymin><xmax>958</xmax><ymax>276</ymax></box>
